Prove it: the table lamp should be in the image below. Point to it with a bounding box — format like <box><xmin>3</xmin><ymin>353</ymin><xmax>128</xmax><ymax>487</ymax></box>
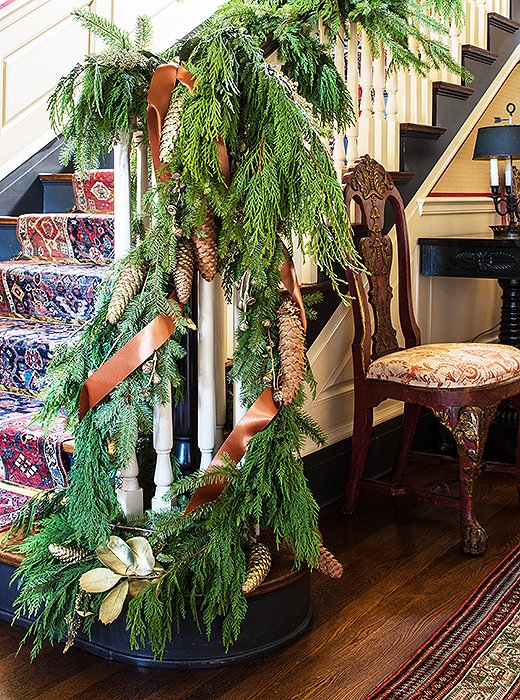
<box><xmin>473</xmin><ymin>102</ymin><xmax>520</xmax><ymax>238</ymax></box>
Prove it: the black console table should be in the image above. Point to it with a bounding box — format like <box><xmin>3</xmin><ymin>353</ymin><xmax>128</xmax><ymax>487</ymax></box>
<box><xmin>419</xmin><ymin>232</ymin><xmax>520</xmax><ymax>348</ymax></box>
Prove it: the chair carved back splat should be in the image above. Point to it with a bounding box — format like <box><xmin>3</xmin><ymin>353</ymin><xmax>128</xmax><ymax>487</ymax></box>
<box><xmin>344</xmin><ymin>155</ymin><xmax>421</xmax><ymax>373</ymax></box>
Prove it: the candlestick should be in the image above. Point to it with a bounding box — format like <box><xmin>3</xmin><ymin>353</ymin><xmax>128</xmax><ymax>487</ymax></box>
<box><xmin>490</xmin><ymin>158</ymin><xmax>499</xmax><ymax>187</ymax></box>
<box><xmin>505</xmin><ymin>157</ymin><xmax>513</xmax><ymax>188</ymax></box>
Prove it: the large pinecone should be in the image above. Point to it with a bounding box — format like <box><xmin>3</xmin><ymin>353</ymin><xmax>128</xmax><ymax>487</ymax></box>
<box><xmin>159</xmin><ymin>94</ymin><xmax>183</xmax><ymax>163</ymax></box>
<box><xmin>242</xmin><ymin>543</ymin><xmax>272</xmax><ymax>594</ymax></box>
<box><xmin>106</xmin><ymin>262</ymin><xmax>146</xmax><ymax>325</ymax></box>
<box><xmin>48</xmin><ymin>544</ymin><xmax>89</xmax><ymax>565</ymax></box>
<box><xmin>277</xmin><ymin>300</ymin><xmax>306</xmax><ymax>404</ymax></box>
<box><xmin>192</xmin><ymin>208</ymin><xmax>218</xmax><ymax>282</ymax></box>
<box><xmin>173</xmin><ymin>239</ymin><xmax>195</xmax><ymax>304</ymax></box>
<box><xmin>318</xmin><ymin>544</ymin><xmax>343</xmax><ymax>579</ymax></box>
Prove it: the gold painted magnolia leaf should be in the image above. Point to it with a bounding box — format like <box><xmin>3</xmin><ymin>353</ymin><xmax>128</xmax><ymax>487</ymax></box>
<box><xmin>99</xmin><ymin>580</ymin><xmax>129</xmax><ymax>625</ymax></box>
<box><xmin>96</xmin><ymin>536</ymin><xmax>137</xmax><ymax>576</ymax></box>
<box><xmin>127</xmin><ymin>579</ymin><xmax>152</xmax><ymax>599</ymax></box>
<box><xmin>127</xmin><ymin>537</ymin><xmax>155</xmax><ymax>576</ymax></box>
<box><xmin>79</xmin><ymin>567</ymin><xmax>122</xmax><ymax>593</ymax></box>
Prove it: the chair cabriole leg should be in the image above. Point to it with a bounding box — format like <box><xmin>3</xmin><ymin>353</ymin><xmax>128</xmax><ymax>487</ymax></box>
<box><xmin>342</xmin><ymin>404</ymin><xmax>374</xmax><ymax>515</ymax></box>
<box><xmin>391</xmin><ymin>402</ymin><xmax>421</xmax><ymax>488</ymax></box>
<box><xmin>433</xmin><ymin>405</ymin><xmax>497</xmax><ymax>555</ymax></box>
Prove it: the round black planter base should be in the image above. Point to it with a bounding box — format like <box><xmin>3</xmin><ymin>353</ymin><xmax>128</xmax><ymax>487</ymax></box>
<box><xmin>0</xmin><ymin>555</ymin><xmax>311</xmax><ymax>668</ymax></box>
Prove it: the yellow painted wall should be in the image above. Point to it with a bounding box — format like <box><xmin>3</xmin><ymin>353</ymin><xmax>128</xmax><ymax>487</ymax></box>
<box><xmin>431</xmin><ymin>63</ymin><xmax>520</xmax><ymax>194</ymax></box>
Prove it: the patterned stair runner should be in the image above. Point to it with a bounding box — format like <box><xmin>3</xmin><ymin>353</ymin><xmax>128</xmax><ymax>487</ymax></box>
<box><xmin>17</xmin><ymin>213</ymin><xmax>114</xmax><ymax>263</ymax></box>
<box><xmin>0</xmin><ymin>261</ymin><xmax>105</xmax><ymax>324</ymax></box>
<box><xmin>0</xmin><ymin>169</ymin><xmax>114</xmax><ymax>528</ymax></box>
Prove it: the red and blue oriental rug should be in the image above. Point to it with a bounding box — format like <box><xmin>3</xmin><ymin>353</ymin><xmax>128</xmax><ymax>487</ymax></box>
<box><xmin>368</xmin><ymin>545</ymin><xmax>520</xmax><ymax>699</ymax></box>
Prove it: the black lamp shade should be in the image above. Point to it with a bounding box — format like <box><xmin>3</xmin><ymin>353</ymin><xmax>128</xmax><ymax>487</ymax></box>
<box><xmin>473</xmin><ymin>125</ymin><xmax>520</xmax><ymax>159</ymax></box>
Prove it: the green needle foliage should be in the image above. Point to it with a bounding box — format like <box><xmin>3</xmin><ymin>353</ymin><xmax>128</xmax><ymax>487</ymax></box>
<box><xmin>14</xmin><ymin>0</ymin><xmax>468</xmax><ymax>658</ymax></box>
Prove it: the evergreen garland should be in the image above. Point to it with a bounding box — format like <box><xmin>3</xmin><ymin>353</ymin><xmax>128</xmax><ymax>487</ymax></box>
<box><xmin>13</xmin><ymin>0</ymin><xmax>467</xmax><ymax>658</ymax></box>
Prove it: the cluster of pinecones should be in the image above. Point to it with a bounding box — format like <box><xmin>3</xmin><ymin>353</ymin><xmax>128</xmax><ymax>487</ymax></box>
<box><xmin>173</xmin><ymin>208</ymin><xmax>218</xmax><ymax>303</ymax></box>
<box><xmin>277</xmin><ymin>299</ymin><xmax>306</xmax><ymax>404</ymax></box>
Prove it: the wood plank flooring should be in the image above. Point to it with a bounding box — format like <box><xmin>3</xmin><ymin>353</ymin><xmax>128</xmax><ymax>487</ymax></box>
<box><xmin>0</xmin><ymin>471</ymin><xmax>519</xmax><ymax>700</ymax></box>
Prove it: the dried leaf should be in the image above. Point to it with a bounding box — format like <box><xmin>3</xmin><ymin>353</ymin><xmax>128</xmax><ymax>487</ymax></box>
<box><xmin>99</xmin><ymin>580</ymin><xmax>129</xmax><ymax>624</ymax></box>
<box><xmin>127</xmin><ymin>579</ymin><xmax>152</xmax><ymax>599</ymax></box>
<box><xmin>79</xmin><ymin>567</ymin><xmax>123</xmax><ymax>593</ymax></box>
<box><xmin>126</xmin><ymin>537</ymin><xmax>155</xmax><ymax>576</ymax></box>
<box><xmin>96</xmin><ymin>535</ymin><xmax>137</xmax><ymax>575</ymax></box>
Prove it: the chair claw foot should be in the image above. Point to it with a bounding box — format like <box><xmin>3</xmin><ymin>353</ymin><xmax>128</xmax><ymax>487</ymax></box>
<box><xmin>462</xmin><ymin>524</ymin><xmax>488</xmax><ymax>555</ymax></box>
<box><xmin>341</xmin><ymin>502</ymin><xmax>356</xmax><ymax>516</ymax></box>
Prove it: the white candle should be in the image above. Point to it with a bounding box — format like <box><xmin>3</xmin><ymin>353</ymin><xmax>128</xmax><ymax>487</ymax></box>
<box><xmin>490</xmin><ymin>158</ymin><xmax>499</xmax><ymax>187</ymax></box>
<box><xmin>505</xmin><ymin>157</ymin><xmax>513</xmax><ymax>188</ymax></box>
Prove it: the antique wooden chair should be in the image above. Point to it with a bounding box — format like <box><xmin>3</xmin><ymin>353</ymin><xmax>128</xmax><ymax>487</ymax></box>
<box><xmin>342</xmin><ymin>154</ymin><xmax>520</xmax><ymax>554</ymax></box>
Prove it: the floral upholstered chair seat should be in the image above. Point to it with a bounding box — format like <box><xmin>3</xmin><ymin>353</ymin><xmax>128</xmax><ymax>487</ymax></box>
<box><xmin>366</xmin><ymin>343</ymin><xmax>520</xmax><ymax>389</ymax></box>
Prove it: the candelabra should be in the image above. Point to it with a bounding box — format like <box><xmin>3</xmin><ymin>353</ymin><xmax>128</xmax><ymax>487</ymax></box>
<box><xmin>473</xmin><ymin>103</ymin><xmax>520</xmax><ymax>238</ymax></box>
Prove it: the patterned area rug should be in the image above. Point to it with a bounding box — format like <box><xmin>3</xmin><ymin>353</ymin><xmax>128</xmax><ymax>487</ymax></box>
<box><xmin>368</xmin><ymin>546</ymin><xmax>520</xmax><ymax>699</ymax></box>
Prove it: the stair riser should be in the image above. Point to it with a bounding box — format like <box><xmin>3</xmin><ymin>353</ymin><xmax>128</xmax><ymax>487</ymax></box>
<box><xmin>17</xmin><ymin>214</ymin><xmax>114</xmax><ymax>264</ymax></box>
<box><xmin>0</xmin><ymin>321</ymin><xmax>78</xmax><ymax>394</ymax></box>
<box><xmin>0</xmin><ymin>263</ymin><xmax>105</xmax><ymax>324</ymax></box>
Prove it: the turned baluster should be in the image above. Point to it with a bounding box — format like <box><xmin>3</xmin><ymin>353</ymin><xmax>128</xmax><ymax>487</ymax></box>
<box><xmin>407</xmin><ymin>37</ymin><xmax>421</xmax><ymax>124</ymax></box>
<box><xmin>332</xmin><ymin>26</ymin><xmax>346</xmax><ymax>178</ymax></box>
<box><xmin>345</xmin><ymin>22</ymin><xmax>360</xmax><ymax>167</ymax></box>
<box><xmin>233</xmin><ymin>289</ymin><xmax>248</xmax><ymax>426</ymax></box>
<box><xmin>114</xmin><ymin>129</ymin><xmax>144</xmax><ymax>516</ymax></box>
<box><xmin>385</xmin><ymin>67</ymin><xmax>400</xmax><ymax>171</ymax></box>
<box><xmin>152</xmin><ymin>383</ymin><xmax>175</xmax><ymax>511</ymax></box>
<box><xmin>358</xmin><ymin>31</ymin><xmax>373</xmax><ymax>157</ymax></box>
<box><xmin>198</xmin><ymin>277</ymin><xmax>217</xmax><ymax>469</ymax></box>
<box><xmin>372</xmin><ymin>44</ymin><xmax>386</xmax><ymax>166</ymax></box>
<box><xmin>214</xmin><ymin>276</ymin><xmax>228</xmax><ymax>448</ymax></box>
<box><xmin>475</xmin><ymin>0</ymin><xmax>487</xmax><ymax>47</ymax></box>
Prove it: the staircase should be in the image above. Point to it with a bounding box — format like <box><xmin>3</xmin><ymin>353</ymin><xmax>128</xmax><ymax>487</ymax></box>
<box><xmin>0</xmin><ymin>170</ymin><xmax>115</xmax><ymax>529</ymax></box>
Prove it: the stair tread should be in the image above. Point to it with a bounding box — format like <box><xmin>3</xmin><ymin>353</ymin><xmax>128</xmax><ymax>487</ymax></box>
<box><xmin>0</xmin><ymin>259</ymin><xmax>106</xmax><ymax>324</ymax></box>
<box><xmin>400</xmin><ymin>123</ymin><xmax>447</xmax><ymax>139</ymax></box>
<box><xmin>487</xmin><ymin>12</ymin><xmax>520</xmax><ymax>32</ymax></box>
<box><xmin>0</xmin><ymin>317</ymin><xmax>81</xmax><ymax>394</ymax></box>
<box><xmin>432</xmin><ymin>81</ymin><xmax>475</xmax><ymax>97</ymax></box>
<box><xmin>462</xmin><ymin>44</ymin><xmax>498</xmax><ymax>63</ymax></box>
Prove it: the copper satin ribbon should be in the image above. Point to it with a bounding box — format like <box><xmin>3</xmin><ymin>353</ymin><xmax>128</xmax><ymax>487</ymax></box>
<box><xmin>78</xmin><ymin>63</ymin><xmax>306</xmax><ymax>515</ymax></box>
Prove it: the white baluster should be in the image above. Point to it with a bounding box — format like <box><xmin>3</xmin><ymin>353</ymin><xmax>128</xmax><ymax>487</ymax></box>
<box><xmin>198</xmin><ymin>277</ymin><xmax>216</xmax><ymax>469</ymax></box>
<box><xmin>134</xmin><ymin>131</ymin><xmax>150</xmax><ymax>230</ymax></box>
<box><xmin>233</xmin><ymin>289</ymin><xmax>248</xmax><ymax>426</ymax></box>
<box><xmin>114</xmin><ymin>129</ymin><xmax>143</xmax><ymax>516</ymax></box>
<box><xmin>214</xmin><ymin>276</ymin><xmax>227</xmax><ymax>448</ymax></box>
<box><xmin>450</xmin><ymin>20</ymin><xmax>462</xmax><ymax>84</ymax></box>
<box><xmin>358</xmin><ymin>31</ymin><xmax>374</xmax><ymax>157</ymax></box>
<box><xmin>151</xmin><ymin>384</ymin><xmax>175</xmax><ymax>512</ymax></box>
<box><xmin>397</xmin><ymin>67</ymin><xmax>409</xmax><ymax>123</ymax></box>
<box><xmin>116</xmin><ymin>449</ymin><xmax>143</xmax><ymax>516</ymax></box>
<box><xmin>476</xmin><ymin>0</ymin><xmax>487</xmax><ymax>47</ymax></box>
<box><xmin>332</xmin><ymin>26</ymin><xmax>346</xmax><ymax>179</ymax></box>
<box><xmin>372</xmin><ymin>44</ymin><xmax>386</xmax><ymax>166</ymax></box>
<box><xmin>386</xmin><ymin>68</ymin><xmax>400</xmax><ymax>171</ymax></box>
<box><xmin>113</xmin><ymin>130</ymin><xmax>132</xmax><ymax>260</ymax></box>
<box><xmin>345</xmin><ymin>22</ymin><xmax>359</xmax><ymax>167</ymax></box>
<box><xmin>408</xmin><ymin>37</ymin><xmax>420</xmax><ymax>124</ymax></box>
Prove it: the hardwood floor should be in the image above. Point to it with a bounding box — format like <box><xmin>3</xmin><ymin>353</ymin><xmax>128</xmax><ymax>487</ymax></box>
<box><xmin>1</xmin><ymin>471</ymin><xmax>519</xmax><ymax>700</ymax></box>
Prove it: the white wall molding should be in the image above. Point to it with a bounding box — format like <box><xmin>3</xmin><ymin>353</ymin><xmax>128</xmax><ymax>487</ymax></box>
<box><xmin>417</xmin><ymin>196</ymin><xmax>495</xmax><ymax>216</ymax></box>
